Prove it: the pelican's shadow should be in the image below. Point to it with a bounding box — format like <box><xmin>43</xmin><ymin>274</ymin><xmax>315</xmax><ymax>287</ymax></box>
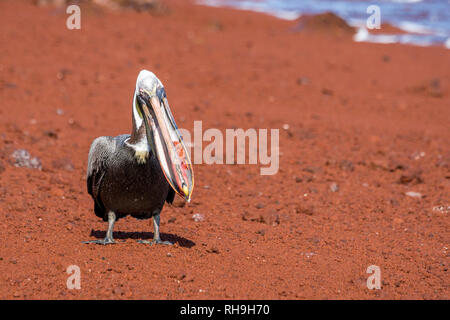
<box><xmin>89</xmin><ymin>230</ymin><xmax>195</xmax><ymax>248</ymax></box>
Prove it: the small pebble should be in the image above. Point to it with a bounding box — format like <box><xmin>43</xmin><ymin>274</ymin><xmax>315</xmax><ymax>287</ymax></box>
<box><xmin>432</xmin><ymin>205</ymin><xmax>450</xmax><ymax>213</ymax></box>
<box><xmin>405</xmin><ymin>191</ymin><xmax>422</xmax><ymax>199</ymax></box>
<box><xmin>168</xmin><ymin>217</ymin><xmax>176</xmax><ymax>223</ymax></box>
<box><xmin>11</xmin><ymin>149</ymin><xmax>42</xmax><ymax>170</ymax></box>
<box><xmin>192</xmin><ymin>213</ymin><xmax>204</xmax><ymax>222</ymax></box>
<box><xmin>330</xmin><ymin>182</ymin><xmax>339</xmax><ymax>192</ymax></box>
<box><xmin>255</xmin><ymin>203</ymin><xmax>265</xmax><ymax>209</ymax></box>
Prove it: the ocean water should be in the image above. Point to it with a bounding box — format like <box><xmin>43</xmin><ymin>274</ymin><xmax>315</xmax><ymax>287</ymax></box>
<box><xmin>198</xmin><ymin>0</ymin><xmax>450</xmax><ymax>48</ymax></box>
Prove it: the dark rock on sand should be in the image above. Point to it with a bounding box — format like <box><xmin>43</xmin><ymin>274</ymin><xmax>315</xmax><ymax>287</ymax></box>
<box><xmin>293</xmin><ymin>12</ymin><xmax>356</xmax><ymax>37</ymax></box>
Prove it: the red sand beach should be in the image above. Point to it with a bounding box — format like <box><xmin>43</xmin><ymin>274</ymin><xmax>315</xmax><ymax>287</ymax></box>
<box><xmin>0</xmin><ymin>0</ymin><xmax>449</xmax><ymax>299</ymax></box>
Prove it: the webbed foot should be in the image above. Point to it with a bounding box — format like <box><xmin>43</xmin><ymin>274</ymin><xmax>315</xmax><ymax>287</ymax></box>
<box><xmin>137</xmin><ymin>239</ymin><xmax>173</xmax><ymax>246</ymax></box>
<box><xmin>82</xmin><ymin>238</ymin><xmax>116</xmax><ymax>245</ymax></box>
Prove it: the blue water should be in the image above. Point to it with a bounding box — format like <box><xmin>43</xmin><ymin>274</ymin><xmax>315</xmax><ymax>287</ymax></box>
<box><xmin>199</xmin><ymin>0</ymin><xmax>450</xmax><ymax>48</ymax></box>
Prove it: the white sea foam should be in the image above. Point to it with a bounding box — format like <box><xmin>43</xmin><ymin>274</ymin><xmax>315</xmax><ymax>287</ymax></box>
<box><xmin>197</xmin><ymin>0</ymin><xmax>300</xmax><ymax>20</ymax></box>
<box><xmin>353</xmin><ymin>27</ymin><xmax>441</xmax><ymax>47</ymax></box>
<box><xmin>354</xmin><ymin>28</ymin><xmax>398</xmax><ymax>44</ymax></box>
<box><xmin>390</xmin><ymin>0</ymin><xmax>423</xmax><ymax>3</ymax></box>
<box><xmin>445</xmin><ymin>38</ymin><xmax>450</xmax><ymax>49</ymax></box>
<box><xmin>397</xmin><ymin>21</ymin><xmax>433</xmax><ymax>34</ymax></box>
<box><xmin>353</xmin><ymin>27</ymin><xmax>369</xmax><ymax>42</ymax></box>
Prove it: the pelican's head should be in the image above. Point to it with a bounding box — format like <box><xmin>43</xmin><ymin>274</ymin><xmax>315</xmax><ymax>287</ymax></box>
<box><xmin>133</xmin><ymin>70</ymin><xmax>194</xmax><ymax>202</ymax></box>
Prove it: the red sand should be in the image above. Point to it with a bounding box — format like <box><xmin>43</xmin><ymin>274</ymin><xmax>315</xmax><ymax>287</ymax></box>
<box><xmin>0</xmin><ymin>0</ymin><xmax>449</xmax><ymax>299</ymax></box>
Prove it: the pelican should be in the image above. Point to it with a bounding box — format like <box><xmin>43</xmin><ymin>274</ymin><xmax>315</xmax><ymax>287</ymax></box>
<box><xmin>84</xmin><ymin>70</ymin><xmax>194</xmax><ymax>245</ymax></box>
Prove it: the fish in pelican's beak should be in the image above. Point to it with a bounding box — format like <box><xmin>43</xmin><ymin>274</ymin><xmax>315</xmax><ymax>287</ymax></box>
<box><xmin>135</xmin><ymin>71</ymin><xmax>194</xmax><ymax>202</ymax></box>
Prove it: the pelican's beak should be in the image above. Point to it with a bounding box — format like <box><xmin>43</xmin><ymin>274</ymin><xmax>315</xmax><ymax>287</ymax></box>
<box><xmin>137</xmin><ymin>87</ymin><xmax>194</xmax><ymax>202</ymax></box>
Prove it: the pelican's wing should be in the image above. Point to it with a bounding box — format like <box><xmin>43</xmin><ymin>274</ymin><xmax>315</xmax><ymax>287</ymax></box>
<box><xmin>166</xmin><ymin>187</ymin><xmax>175</xmax><ymax>204</ymax></box>
<box><xmin>86</xmin><ymin>136</ymin><xmax>115</xmax><ymax>200</ymax></box>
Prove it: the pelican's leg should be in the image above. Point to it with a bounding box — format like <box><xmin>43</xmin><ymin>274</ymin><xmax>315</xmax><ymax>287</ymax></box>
<box><xmin>137</xmin><ymin>211</ymin><xmax>173</xmax><ymax>245</ymax></box>
<box><xmin>83</xmin><ymin>211</ymin><xmax>117</xmax><ymax>245</ymax></box>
